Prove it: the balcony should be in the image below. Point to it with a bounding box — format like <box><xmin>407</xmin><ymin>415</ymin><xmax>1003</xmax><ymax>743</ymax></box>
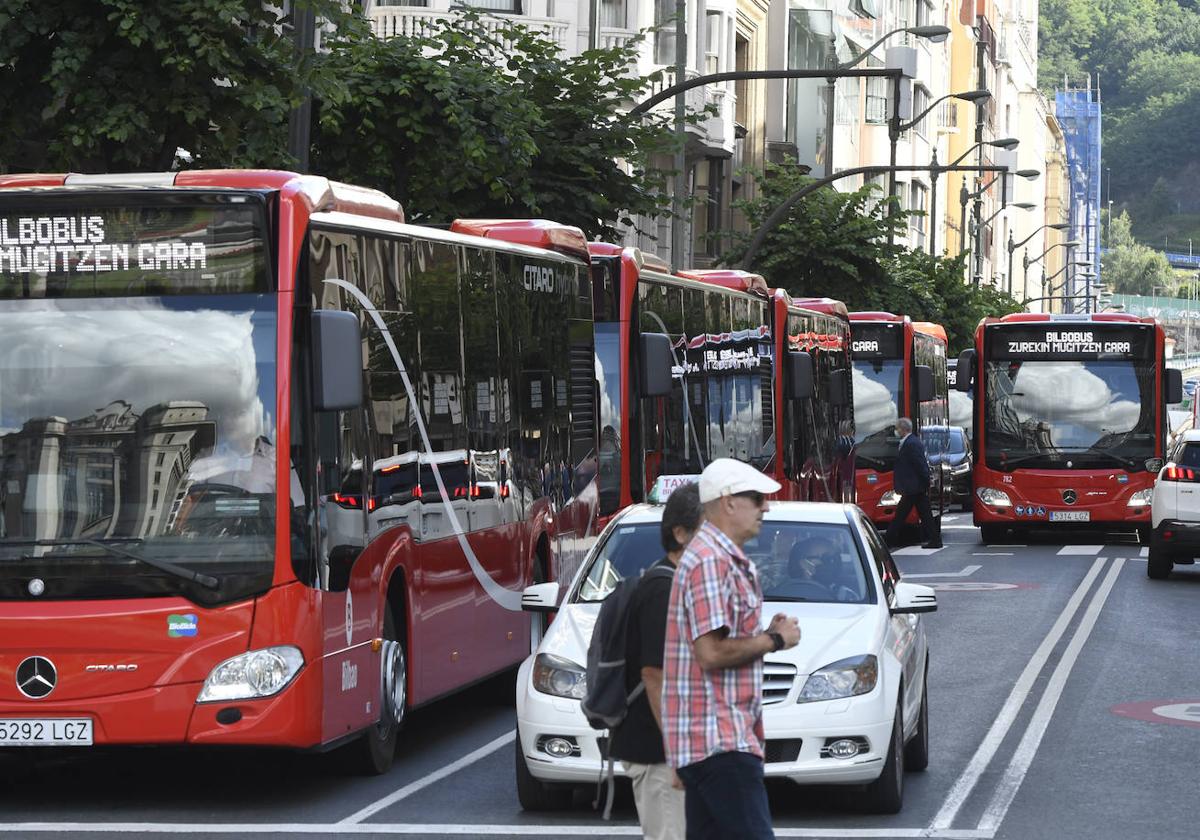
<box><xmin>598</xmin><ymin>27</ymin><xmax>637</xmax><ymax>51</ymax></box>
<box><xmin>369</xmin><ymin>7</ymin><xmax>571</xmax><ymax>53</ymax></box>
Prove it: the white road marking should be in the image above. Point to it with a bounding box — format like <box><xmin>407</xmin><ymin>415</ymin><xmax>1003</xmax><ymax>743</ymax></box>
<box><xmin>977</xmin><ymin>559</ymin><xmax>1125</xmax><ymax>832</ymax></box>
<box><xmin>971</xmin><ymin>553</ymin><xmax>1013</xmax><ymax>556</ymax></box>
<box><xmin>929</xmin><ymin>557</ymin><xmax>1108</xmax><ymax>831</ymax></box>
<box><xmin>893</xmin><ymin>546</ymin><xmax>946</xmax><ymax>556</ymax></box>
<box><xmin>338</xmin><ymin>731</ymin><xmax>515</xmax><ymax>824</ymax></box>
<box><xmin>1056</xmin><ymin>545</ymin><xmax>1103</xmax><ymax>556</ymax></box>
<box><xmin>1141</xmin><ymin>546</ymin><xmax>1149</xmax><ymax>557</ymax></box>
<box><xmin>906</xmin><ymin>565</ymin><xmax>983</xmax><ymax>579</ymax></box>
<box><xmin>941</xmin><ymin>525</ymin><xmax>979</xmax><ymax>530</ymax></box>
<box><xmin>0</xmin><ymin>825</ymin><xmax>993</xmax><ymax>838</ymax></box>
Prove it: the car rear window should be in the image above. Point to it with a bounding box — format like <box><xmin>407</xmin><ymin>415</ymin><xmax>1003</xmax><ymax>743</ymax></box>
<box><xmin>1179</xmin><ymin>443</ymin><xmax>1200</xmax><ymax>468</ymax></box>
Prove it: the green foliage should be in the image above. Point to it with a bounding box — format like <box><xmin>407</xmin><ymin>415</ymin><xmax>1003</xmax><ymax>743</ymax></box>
<box><xmin>311</xmin><ymin>13</ymin><xmax>683</xmax><ymax>238</ymax></box>
<box><xmin>0</xmin><ymin>0</ymin><xmax>346</xmax><ymax>171</ymax></box>
<box><xmin>1102</xmin><ymin>210</ymin><xmax>1177</xmax><ymax>293</ymax></box>
<box><xmin>719</xmin><ymin>165</ymin><xmax>1020</xmax><ymax>351</ymax></box>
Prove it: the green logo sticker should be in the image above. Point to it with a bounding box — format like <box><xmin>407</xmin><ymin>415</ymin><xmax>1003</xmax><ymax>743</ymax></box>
<box><xmin>167</xmin><ymin>613</ymin><xmax>198</xmax><ymax>638</ymax></box>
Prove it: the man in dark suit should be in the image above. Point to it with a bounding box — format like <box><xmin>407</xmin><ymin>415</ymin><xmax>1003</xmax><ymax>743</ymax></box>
<box><xmin>886</xmin><ymin>417</ymin><xmax>942</xmax><ymax>549</ymax></box>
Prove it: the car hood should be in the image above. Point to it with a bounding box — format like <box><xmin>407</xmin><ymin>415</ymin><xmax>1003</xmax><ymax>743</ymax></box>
<box><xmin>537</xmin><ymin>600</ymin><xmax>882</xmax><ymax>677</ymax></box>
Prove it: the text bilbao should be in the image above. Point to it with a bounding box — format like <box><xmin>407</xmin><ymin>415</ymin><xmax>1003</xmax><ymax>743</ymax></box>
<box><xmin>989</xmin><ymin>326</ymin><xmax>1154</xmax><ymax>360</ymax></box>
<box><xmin>0</xmin><ymin>215</ymin><xmax>207</xmax><ymax>273</ymax></box>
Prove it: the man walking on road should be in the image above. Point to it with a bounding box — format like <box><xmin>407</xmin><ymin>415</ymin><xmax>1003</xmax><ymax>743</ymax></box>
<box><xmin>609</xmin><ymin>482</ymin><xmax>703</xmax><ymax>840</ymax></box>
<box><xmin>663</xmin><ymin>459</ymin><xmax>801</xmax><ymax>840</ymax></box>
<box><xmin>885</xmin><ymin>417</ymin><xmax>942</xmax><ymax>549</ymax></box>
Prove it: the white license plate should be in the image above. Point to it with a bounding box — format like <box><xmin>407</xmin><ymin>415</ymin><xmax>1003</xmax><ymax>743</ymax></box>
<box><xmin>1050</xmin><ymin>510</ymin><xmax>1091</xmax><ymax>522</ymax></box>
<box><xmin>0</xmin><ymin>718</ymin><xmax>93</xmax><ymax>746</ymax></box>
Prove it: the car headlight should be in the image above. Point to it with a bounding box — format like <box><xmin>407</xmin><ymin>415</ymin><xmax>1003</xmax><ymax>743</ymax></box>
<box><xmin>879</xmin><ymin>490</ymin><xmax>899</xmax><ymax>507</ymax></box>
<box><xmin>1127</xmin><ymin>488</ymin><xmax>1153</xmax><ymax>507</ymax></box>
<box><xmin>797</xmin><ymin>655</ymin><xmax>878</xmax><ymax>703</ymax></box>
<box><xmin>532</xmin><ymin>653</ymin><xmax>587</xmax><ymax>700</ymax></box>
<box><xmin>976</xmin><ymin>486</ymin><xmax>1012</xmax><ymax>508</ymax></box>
<box><xmin>196</xmin><ymin>646</ymin><xmax>305</xmax><ymax>703</ymax></box>
<box><xmin>951</xmin><ymin>462</ymin><xmax>971</xmax><ymax>474</ymax></box>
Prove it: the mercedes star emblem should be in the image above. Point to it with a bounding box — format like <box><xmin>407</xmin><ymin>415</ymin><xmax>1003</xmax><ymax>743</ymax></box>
<box><xmin>1062</xmin><ymin>489</ymin><xmax>1078</xmax><ymax>505</ymax></box>
<box><xmin>16</xmin><ymin>656</ymin><xmax>57</xmax><ymax>699</ymax></box>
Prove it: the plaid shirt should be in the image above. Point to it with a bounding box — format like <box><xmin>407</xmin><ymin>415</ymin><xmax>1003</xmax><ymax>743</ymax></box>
<box><xmin>662</xmin><ymin>521</ymin><xmax>765</xmax><ymax>769</ymax></box>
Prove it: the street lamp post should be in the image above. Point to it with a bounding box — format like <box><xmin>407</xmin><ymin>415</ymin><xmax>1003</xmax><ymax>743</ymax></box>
<box><xmin>1007</xmin><ymin>222</ymin><xmax>1071</xmax><ymax>297</ymax></box>
<box><xmin>1022</xmin><ymin>237</ymin><xmax>1081</xmax><ymax>301</ymax></box>
<box><xmin>928</xmin><ymin>136</ymin><xmax>1023</xmax><ymax>256</ymax></box>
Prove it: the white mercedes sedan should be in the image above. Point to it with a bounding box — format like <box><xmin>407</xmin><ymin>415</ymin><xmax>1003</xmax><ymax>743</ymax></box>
<box><xmin>515</xmin><ymin>501</ymin><xmax>937</xmax><ymax>815</ymax></box>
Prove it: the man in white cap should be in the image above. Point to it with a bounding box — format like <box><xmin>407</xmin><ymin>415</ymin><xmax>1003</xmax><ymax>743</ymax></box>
<box><xmin>662</xmin><ymin>458</ymin><xmax>801</xmax><ymax>839</ymax></box>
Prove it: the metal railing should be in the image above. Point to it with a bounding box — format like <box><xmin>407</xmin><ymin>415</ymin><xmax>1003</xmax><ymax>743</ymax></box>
<box><xmin>369</xmin><ymin>7</ymin><xmax>571</xmax><ymax>52</ymax></box>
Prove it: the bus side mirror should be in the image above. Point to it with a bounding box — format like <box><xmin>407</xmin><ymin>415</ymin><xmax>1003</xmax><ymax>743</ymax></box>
<box><xmin>915</xmin><ymin>364</ymin><xmax>935</xmax><ymax>403</ymax></box>
<box><xmin>639</xmin><ymin>332</ymin><xmax>673</xmax><ymax>397</ymax></box>
<box><xmin>955</xmin><ymin>349</ymin><xmax>975</xmax><ymax>392</ymax></box>
<box><xmin>786</xmin><ymin>351</ymin><xmax>815</xmax><ymax>400</ymax></box>
<box><xmin>312</xmin><ymin>310</ymin><xmax>363</xmax><ymax>411</ymax></box>
<box><xmin>1166</xmin><ymin>368</ymin><xmax>1183</xmax><ymax>405</ymax></box>
<box><xmin>827</xmin><ymin>368</ymin><xmax>851</xmax><ymax>407</ymax></box>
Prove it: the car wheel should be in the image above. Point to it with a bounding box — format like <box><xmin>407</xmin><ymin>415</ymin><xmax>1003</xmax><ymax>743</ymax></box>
<box><xmin>339</xmin><ymin>605</ymin><xmax>405</xmax><ymax>775</ymax></box>
<box><xmin>861</xmin><ymin>697</ymin><xmax>905</xmax><ymax>814</ymax></box>
<box><xmin>979</xmin><ymin>524</ymin><xmax>1006</xmax><ymax>545</ymax></box>
<box><xmin>514</xmin><ymin>733</ymin><xmax>574</xmax><ymax>810</ymax></box>
<box><xmin>1147</xmin><ymin>546</ymin><xmax>1173</xmax><ymax>580</ymax></box>
<box><xmin>904</xmin><ymin>668</ymin><xmax>930</xmax><ymax>772</ymax></box>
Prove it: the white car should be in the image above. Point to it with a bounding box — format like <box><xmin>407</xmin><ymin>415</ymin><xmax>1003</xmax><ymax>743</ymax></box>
<box><xmin>516</xmin><ymin>501</ymin><xmax>937</xmax><ymax>814</ymax></box>
<box><xmin>1149</xmin><ymin>428</ymin><xmax>1200</xmax><ymax>579</ymax></box>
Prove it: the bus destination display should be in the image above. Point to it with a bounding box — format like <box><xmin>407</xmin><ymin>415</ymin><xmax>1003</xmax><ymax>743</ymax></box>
<box><xmin>989</xmin><ymin>325</ymin><xmax>1153</xmax><ymax>360</ymax></box>
<box><xmin>850</xmin><ymin>323</ymin><xmax>902</xmax><ymax>359</ymax></box>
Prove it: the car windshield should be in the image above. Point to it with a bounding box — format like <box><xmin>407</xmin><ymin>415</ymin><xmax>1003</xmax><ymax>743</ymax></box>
<box><xmin>747</xmin><ymin>522</ymin><xmax>874</xmax><ymax>604</ymax></box>
<box><xmin>575</xmin><ymin>521</ymin><xmax>664</xmax><ymax>602</ymax></box>
<box><xmin>0</xmin><ymin>294</ymin><xmax>277</xmax><ymax>605</ymax></box>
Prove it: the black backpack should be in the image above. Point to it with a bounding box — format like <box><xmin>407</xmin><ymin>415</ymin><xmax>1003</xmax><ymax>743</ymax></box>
<box><xmin>580</xmin><ymin>561</ymin><xmax>675</xmax><ymax>818</ymax></box>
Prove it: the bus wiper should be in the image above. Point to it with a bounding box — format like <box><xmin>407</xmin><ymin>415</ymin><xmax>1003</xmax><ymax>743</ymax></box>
<box><xmin>996</xmin><ymin>452</ymin><xmax>1058</xmax><ymax>470</ymax></box>
<box><xmin>14</xmin><ymin>538</ymin><xmax>219</xmax><ymax>589</ymax></box>
<box><xmin>855</xmin><ymin>453</ymin><xmax>891</xmax><ymax>470</ymax></box>
<box><xmin>1079</xmin><ymin>449</ymin><xmax>1139</xmax><ymax>470</ymax></box>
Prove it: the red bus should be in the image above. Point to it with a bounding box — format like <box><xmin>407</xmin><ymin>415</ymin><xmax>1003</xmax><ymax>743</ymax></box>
<box><xmin>0</xmin><ymin>171</ymin><xmax>602</xmax><ymax>772</ymax></box>
<box><xmin>579</xmin><ymin>246</ymin><xmax>853</xmax><ymax>512</ymax></box>
<box><xmin>849</xmin><ymin>313</ymin><xmax>949</xmax><ymax>528</ymax></box>
<box><xmin>954</xmin><ymin>312</ymin><xmax>1181</xmax><ymax>544</ymax></box>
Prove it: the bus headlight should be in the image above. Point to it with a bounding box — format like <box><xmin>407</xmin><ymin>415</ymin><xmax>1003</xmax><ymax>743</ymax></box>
<box><xmin>1127</xmin><ymin>489</ymin><xmax>1153</xmax><ymax>508</ymax></box>
<box><xmin>196</xmin><ymin>646</ymin><xmax>305</xmax><ymax>703</ymax></box>
<box><xmin>532</xmin><ymin>653</ymin><xmax>587</xmax><ymax>700</ymax></box>
<box><xmin>879</xmin><ymin>490</ymin><xmax>900</xmax><ymax>507</ymax></box>
<box><xmin>976</xmin><ymin>487</ymin><xmax>1012</xmax><ymax>508</ymax></box>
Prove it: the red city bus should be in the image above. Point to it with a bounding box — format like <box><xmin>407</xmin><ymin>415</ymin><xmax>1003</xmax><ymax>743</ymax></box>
<box><xmin>849</xmin><ymin>313</ymin><xmax>949</xmax><ymax>528</ymax></box>
<box><xmin>577</xmin><ymin>246</ymin><xmax>853</xmax><ymax>515</ymax></box>
<box><xmin>0</xmin><ymin>171</ymin><xmax>602</xmax><ymax>772</ymax></box>
<box><xmin>955</xmin><ymin>312</ymin><xmax>1181</xmax><ymax>544</ymax></box>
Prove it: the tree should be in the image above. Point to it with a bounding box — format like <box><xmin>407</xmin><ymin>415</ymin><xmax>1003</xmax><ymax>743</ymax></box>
<box><xmin>0</xmin><ymin>0</ymin><xmax>344</xmax><ymax>172</ymax></box>
<box><xmin>1102</xmin><ymin>211</ymin><xmax>1176</xmax><ymax>293</ymax></box>
<box><xmin>311</xmin><ymin>13</ymin><xmax>686</xmax><ymax>239</ymax></box>
<box><xmin>717</xmin><ymin>164</ymin><xmax>1020</xmax><ymax>350</ymax></box>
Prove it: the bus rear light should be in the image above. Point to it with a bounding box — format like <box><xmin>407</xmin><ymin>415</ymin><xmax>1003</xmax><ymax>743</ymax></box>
<box><xmin>976</xmin><ymin>487</ymin><xmax>1013</xmax><ymax>508</ymax></box>
<box><xmin>332</xmin><ymin>493</ymin><xmax>360</xmax><ymax>508</ymax></box>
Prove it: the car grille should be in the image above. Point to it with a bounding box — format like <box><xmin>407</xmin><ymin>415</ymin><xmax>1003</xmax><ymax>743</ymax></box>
<box><xmin>762</xmin><ymin>661</ymin><xmax>798</xmax><ymax>705</ymax></box>
<box><xmin>764</xmin><ymin>738</ymin><xmax>803</xmax><ymax>764</ymax></box>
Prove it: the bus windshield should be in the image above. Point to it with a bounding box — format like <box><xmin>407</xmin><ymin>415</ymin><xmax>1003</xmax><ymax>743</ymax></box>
<box><xmin>0</xmin><ymin>294</ymin><xmax>278</xmax><ymax>605</ymax></box>
<box><xmin>852</xmin><ymin>359</ymin><xmax>904</xmax><ymax>469</ymax></box>
<box><xmin>982</xmin><ymin>359</ymin><xmax>1157</xmax><ymax>471</ymax></box>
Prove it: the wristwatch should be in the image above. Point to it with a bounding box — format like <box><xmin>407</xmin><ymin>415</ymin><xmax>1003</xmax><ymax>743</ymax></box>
<box><xmin>767</xmin><ymin>631</ymin><xmax>785</xmax><ymax>652</ymax></box>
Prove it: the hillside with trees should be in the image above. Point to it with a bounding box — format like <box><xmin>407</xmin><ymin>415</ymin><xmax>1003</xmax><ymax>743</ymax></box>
<box><xmin>1041</xmin><ymin>0</ymin><xmax>1200</xmax><ymax>251</ymax></box>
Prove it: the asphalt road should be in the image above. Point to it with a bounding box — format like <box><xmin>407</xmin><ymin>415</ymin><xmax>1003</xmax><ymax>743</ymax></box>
<box><xmin>2</xmin><ymin>512</ymin><xmax>1197</xmax><ymax>840</ymax></box>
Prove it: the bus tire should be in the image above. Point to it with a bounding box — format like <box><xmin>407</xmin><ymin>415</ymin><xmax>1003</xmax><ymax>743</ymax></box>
<box><xmin>979</xmin><ymin>524</ymin><xmax>1006</xmax><ymax>545</ymax></box>
<box><xmin>342</xmin><ymin>605</ymin><xmax>406</xmax><ymax>775</ymax></box>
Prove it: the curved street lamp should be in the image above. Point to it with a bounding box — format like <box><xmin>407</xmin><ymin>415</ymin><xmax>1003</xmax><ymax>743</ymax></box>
<box><xmin>927</xmin><ymin>137</ymin><xmax>1027</xmax><ymax>256</ymax></box>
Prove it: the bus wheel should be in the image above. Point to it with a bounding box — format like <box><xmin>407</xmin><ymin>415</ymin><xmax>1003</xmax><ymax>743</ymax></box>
<box><xmin>343</xmin><ymin>606</ymin><xmax>406</xmax><ymax>775</ymax></box>
<box><xmin>979</xmin><ymin>524</ymin><xmax>1007</xmax><ymax>545</ymax></box>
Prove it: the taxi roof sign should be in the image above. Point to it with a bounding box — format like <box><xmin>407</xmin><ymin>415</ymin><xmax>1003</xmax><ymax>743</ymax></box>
<box><xmin>647</xmin><ymin>475</ymin><xmax>700</xmax><ymax>504</ymax></box>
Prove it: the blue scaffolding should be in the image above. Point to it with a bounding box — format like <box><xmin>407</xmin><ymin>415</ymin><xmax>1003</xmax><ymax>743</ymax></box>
<box><xmin>1055</xmin><ymin>86</ymin><xmax>1102</xmax><ymax>312</ymax></box>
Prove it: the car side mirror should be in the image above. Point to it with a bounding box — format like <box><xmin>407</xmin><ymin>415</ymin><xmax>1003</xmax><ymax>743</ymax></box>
<box><xmin>890</xmin><ymin>581</ymin><xmax>938</xmax><ymax>615</ymax></box>
<box><xmin>827</xmin><ymin>368</ymin><xmax>851</xmax><ymax>407</ymax></box>
<box><xmin>786</xmin><ymin>351</ymin><xmax>815</xmax><ymax>400</ymax></box>
<box><xmin>521</xmin><ymin>582</ymin><xmax>560</xmax><ymax>613</ymax></box>
<box><xmin>955</xmin><ymin>349</ymin><xmax>975</xmax><ymax>392</ymax></box>
<box><xmin>1166</xmin><ymin>368</ymin><xmax>1183</xmax><ymax>405</ymax></box>
<box><xmin>914</xmin><ymin>364</ymin><xmax>935</xmax><ymax>403</ymax></box>
<box><xmin>639</xmin><ymin>332</ymin><xmax>673</xmax><ymax>398</ymax></box>
<box><xmin>312</xmin><ymin>309</ymin><xmax>363</xmax><ymax>411</ymax></box>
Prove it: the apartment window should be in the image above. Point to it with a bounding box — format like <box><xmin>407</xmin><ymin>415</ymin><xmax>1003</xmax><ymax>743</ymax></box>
<box><xmin>655</xmin><ymin>0</ymin><xmax>680</xmax><ymax>65</ymax></box>
<box><xmin>853</xmin><ymin>0</ymin><xmax>880</xmax><ymax>17</ymax></box>
<box><xmin>912</xmin><ymin>86</ymin><xmax>930</xmax><ymax>137</ymax></box>
<box><xmin>910</xmin><ymin>182</ymin><xmax>928</xmax><ymax>248</ymax></box>
<box><xmin>916</xmin><ymin>0</ymin><xmax>932</xmax><ymax>29</ymax></box>
<box><xmin>460</xmin><ymin>0</ymin><xmax>522</xmax><ymax>14</ymax></box>
<box><xmin>734</xmin><ymin>33</ymin><xmax>750</xmax><ymax>129</ymax></box>
<box><xmin>705</xmin><ymin>11</ymin><xmax>722</xmax><ymax>76</ymax></box>
<box><xmin>865</xmin><ymin>77</ymin><xmax>889</xmax><ymax>124</ymax></box>
<box><xmin>600</xmin><ymin>0</ymin><xmax>626</xmax><ymax>29</ymax></box>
